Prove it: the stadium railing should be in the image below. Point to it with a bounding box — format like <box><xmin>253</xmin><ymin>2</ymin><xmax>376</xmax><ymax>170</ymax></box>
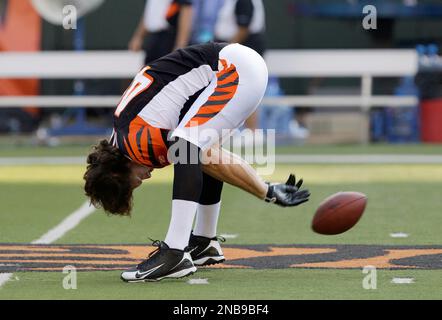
<box><xmin>0</xmin><ymin>49</ymin><xmax>418</xmax><ymax>109</ymax></box>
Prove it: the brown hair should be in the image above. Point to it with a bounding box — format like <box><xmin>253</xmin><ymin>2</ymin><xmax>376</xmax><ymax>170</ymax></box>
<box><xmin>83</xmin><ymin>140</ymin><xmax>133</xmax><ymax>216</ymax></box>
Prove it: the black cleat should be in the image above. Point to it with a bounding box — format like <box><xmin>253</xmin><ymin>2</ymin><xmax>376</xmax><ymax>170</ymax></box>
<box><xmin>120</xmin><ymin>240</ymin><xmax>196</xmax><ymax>282</ymax></box>
<box><xmin>188</xmin><ymin>233</ymin><xmax>226</xmax><ymax>266</ymax></box>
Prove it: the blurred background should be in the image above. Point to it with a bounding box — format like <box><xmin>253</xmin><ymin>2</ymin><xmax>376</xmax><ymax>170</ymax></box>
<box><xmin>0</xmin><ymin>0</ymin><xmax>442</xmax><ymax>148</ymax></box>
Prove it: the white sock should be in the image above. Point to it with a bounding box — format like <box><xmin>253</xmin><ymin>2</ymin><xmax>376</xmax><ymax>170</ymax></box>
<box><xmin>193</xmin><ymin>202</ymin><xmax>221</xmax><ymax>238</ymax></box>
<box><xmin>164</xmin><ymin>199</ymin><xmax>197</xmax><ymax>250</ymax></box>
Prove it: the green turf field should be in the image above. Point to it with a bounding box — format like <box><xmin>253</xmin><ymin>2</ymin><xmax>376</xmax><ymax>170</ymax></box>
<box><xmin>0</xmin><ymin>144</ymin><xmax>441</xmax><ymax>300</ymax></box>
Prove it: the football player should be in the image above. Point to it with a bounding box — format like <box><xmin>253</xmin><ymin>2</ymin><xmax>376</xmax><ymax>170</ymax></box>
<box><xmin>83</xmin><ymin>42</ymin><xmax>310</xmax><ymax>282</ymax></box>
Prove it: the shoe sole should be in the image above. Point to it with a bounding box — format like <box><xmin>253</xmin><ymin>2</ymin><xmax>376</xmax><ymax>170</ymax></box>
<box><xmin>121</xmin><ymin>266</ymin><xmax>197</xmax><ymax>283</ymax></box>
<box><xmin>193</xmin><ymin>255</ymin><xmax>225</xmax><ymax>266</ymax></box>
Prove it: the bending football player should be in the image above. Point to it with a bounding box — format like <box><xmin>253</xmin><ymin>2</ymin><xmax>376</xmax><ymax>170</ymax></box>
<box><xmin>83</xmin><ymin>42</ymin><xmax>310</xmax><ymax>282</ymax></box>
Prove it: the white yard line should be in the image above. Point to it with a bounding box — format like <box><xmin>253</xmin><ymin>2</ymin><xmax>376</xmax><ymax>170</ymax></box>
<box><xmin>31</xmin><ymin>201</ymin><xmax>95</xmax><ymax>244</ymax></box>
<box><xmin>0</xmin><ymin>201</ymin><xmax>95</xmax><ymax>288</ymax></box>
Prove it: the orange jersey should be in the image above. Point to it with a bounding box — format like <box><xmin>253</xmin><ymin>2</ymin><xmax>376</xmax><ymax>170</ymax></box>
<box><xmin>111</xmin><ymin>116</ymin><xmax>170</xmax><ymax>168</ymax></box>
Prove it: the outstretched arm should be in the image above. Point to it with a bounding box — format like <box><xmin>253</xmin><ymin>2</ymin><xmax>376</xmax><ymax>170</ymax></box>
<box><xmin>201</xmin><ymin>147</ymin><xmax>310</xmax><ymax>207</ymax></box>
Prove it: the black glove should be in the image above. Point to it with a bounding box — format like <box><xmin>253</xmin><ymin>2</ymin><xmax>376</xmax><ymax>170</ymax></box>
<box><xmin>264</xmin><ymin>174</ymin><xmax>310</xmax><ymax>207</ymax></box>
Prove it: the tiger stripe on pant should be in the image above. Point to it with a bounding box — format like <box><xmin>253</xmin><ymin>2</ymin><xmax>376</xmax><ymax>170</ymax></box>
<box><xmin>185</xmin><ymin>59</ymin><xmax>239</xmax><ymax>128</ymax></box>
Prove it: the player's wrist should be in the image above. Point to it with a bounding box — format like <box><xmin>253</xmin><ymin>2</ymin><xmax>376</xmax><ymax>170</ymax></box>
<box><xmin>263</xmin><ymin>183</ymin><xmax>275</xmax><ymax>203</ymax></box>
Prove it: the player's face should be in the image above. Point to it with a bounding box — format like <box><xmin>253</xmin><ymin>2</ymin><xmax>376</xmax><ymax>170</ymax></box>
<box><xmin>129</xmin><ymin>162</ymin><xmax>153</xmax><ymax>189</ymax></box>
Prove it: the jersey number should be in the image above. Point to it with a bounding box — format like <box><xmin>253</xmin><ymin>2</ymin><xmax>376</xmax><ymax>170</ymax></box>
<box><xmin>114</xmin><ymin>66</ymin><xmax>153</xmax><ymax>117</ymax></box>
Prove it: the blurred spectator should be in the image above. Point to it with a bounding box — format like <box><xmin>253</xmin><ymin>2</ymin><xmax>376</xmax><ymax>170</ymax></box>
<box><xmin>214</xmin><ymin>0</ymin><xmax>266</xmax><ymax>132</ymax></box>
<box><xmin>0</xmin><ymin>109</ymin><xmax>40</xmax><ymax>134</ymax></box>
<box><xmin>190</xmin><ymin>0</ymin><xmax>223</xmax><ymax>44</ymax></box>
<box><xmin>128</xmin><ymin>0</ymin><xmax>193</xmax><ymax>64</ymax></box>
<box><xmin>214</xmin><ymin>0</ymin><xmax>265</xmax><ymax>55</ymax></box>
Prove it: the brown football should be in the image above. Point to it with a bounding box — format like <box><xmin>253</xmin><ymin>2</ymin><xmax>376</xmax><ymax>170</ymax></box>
<box><xmin>312</xmin><ymin>192</ymin><xmax>367</xmax><ymax>235</ymax></box>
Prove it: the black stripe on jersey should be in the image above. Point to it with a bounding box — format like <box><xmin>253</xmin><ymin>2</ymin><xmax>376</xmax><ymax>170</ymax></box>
<box><xmin>136</xmin><ymin>127</ymin><xmax>146</xmax><ymax>161</ymax></box>
<box><xmin>160</xmin><ymin>129</ymin><xmax>170</xmax><ymax>148</ymax></box>
<box><xmin>116</xmin><ymin>131</ymin><xmax>131</xmax><ymax>160</ymax></box>
<box><xmin>125</xmin><ymin>136</ymin><xmax>139</xmax><ymax>162</ymax></box>
<box><xmin>118</xmin><ymin>126</ymin><xmax>139</xmax><ymax>162</ymax></box>
<box><xmin>193</xmin><ymin>112</ymin><xmax>219</xmax><ymax>118</ymax></box>
<box><xmin>146</xmin><ymin>128</ymin><xmax>160</xmax><ymax>167</ymax></box>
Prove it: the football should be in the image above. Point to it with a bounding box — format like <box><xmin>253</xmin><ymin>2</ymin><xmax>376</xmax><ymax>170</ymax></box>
<box><xmin>312</xmin><ymin>192</ymin><xmax>367</xmax><ymax>235</ymax></box>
